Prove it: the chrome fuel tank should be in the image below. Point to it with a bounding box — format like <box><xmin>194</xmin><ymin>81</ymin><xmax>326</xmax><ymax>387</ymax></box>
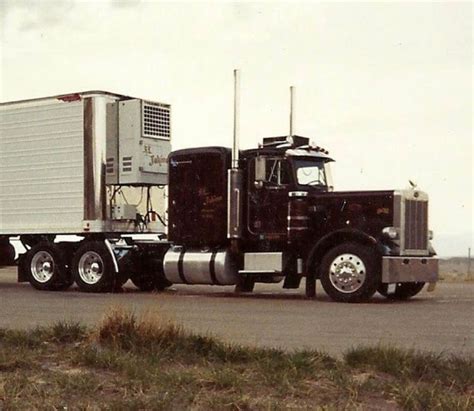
<box><xmin>163</xmin><ymin>248</ymin><xmax>238</xmax><ymax>285</ymax></box>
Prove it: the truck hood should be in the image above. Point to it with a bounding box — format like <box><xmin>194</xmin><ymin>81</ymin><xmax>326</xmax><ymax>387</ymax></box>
<box><xmin>303</xmin><ymin>189</ymin><xmax>395</xmax><ymax>240</ymax></box>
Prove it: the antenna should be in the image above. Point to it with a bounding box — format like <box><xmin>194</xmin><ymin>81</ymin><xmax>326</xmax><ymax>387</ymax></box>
<box><xmin>289</xmin><ymin>86</ymin><xmax>295</xmax><ymax>137</ymax></box>
<box><xmin>232</xmin><ymin>69</ymin><xmax>240</xmax><ymax>169</ymax></box>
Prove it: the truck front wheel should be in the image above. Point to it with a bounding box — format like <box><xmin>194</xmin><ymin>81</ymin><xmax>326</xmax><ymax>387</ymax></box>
<box><xmin>320</xmin><ymin>242</ymin><xmax>380</xmax><ymax>303</ymax></box>
<box><xmin>26</xmin><ymin>243</ymin><xmax>72</xmax><ymax>291</ymax></box>
<box><xmin>72</xmin><ymin>242</ymin><xmax>115</xmax><ymax>293</ymax></box>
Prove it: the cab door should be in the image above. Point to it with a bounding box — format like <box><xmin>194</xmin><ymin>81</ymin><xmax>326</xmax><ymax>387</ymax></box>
<box><xmin>247</xmin><ymin>156</ymin><xmax>292</xmax><ymax>239</ymax></box>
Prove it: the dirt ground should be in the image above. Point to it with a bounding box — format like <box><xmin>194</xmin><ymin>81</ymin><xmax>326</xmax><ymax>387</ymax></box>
<box><xmin>0</xmin><ymin>267</ymin><xmax>472</xmax><ymax>357</ymax></box>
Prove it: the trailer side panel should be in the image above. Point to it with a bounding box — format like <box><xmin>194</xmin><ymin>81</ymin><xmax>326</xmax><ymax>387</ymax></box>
<box><xmin>0</xmin><ymin>99</ymin><xmax>84</xmax><ymax>234</ymax></box>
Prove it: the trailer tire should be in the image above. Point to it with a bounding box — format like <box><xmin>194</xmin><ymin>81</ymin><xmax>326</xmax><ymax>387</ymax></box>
<box><xmin>73</xmin><ymin>241</ymin><xmax>115</xmax><ymax>293</ymax></box>
<box><xmin>378</xmin><ymin>282</ymin><xmax>425</xmax><ymax>300</ymax></box>
<box><xmin>25</xmin><ymin>243</ymin><xmax>72</xmax><ymax>291</ymax></box>
<box><xmin>320</xmin><ymin>242</ymin><xmax>379</xmax><ymax>303</ymax></box>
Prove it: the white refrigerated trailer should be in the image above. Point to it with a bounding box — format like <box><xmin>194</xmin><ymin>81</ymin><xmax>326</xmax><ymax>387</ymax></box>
<box><xmin>0</xmin><ymin>91</ymin><xmax>172</xmax><ymax>291</ymax></box>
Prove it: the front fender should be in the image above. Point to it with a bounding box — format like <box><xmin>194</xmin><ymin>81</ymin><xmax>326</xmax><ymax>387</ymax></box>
<box><xmin>306</xmin><ymin>229</ymin><xmax>378</xmax><ymax>277</ymax></box>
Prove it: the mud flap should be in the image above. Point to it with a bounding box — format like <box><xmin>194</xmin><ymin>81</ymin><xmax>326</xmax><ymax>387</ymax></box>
<box><xmin>305</xmin><ymin>273</ymin><xmax>316</xmax><ymax>299</ymax></box>
<box><xmin>17</xmin><ymin>253</ymin><xmax>28</xmax><ymax>282</ymax></box>
<box><xmin>283</xmin><ymin>274</ymin><xmax>302</xmax><ymax>289</ymax></box>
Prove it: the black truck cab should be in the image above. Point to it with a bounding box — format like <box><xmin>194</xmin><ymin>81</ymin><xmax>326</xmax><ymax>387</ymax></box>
<box><xmin>165</xmin><ymin>135</ymin><xmax>438</xmax><ymax>302</ymax></box>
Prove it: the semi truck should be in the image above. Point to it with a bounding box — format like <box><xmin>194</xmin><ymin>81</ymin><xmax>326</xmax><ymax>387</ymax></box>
<box><xmin>0</xmin><ymin>80</ymin><xmax>438</xmax><ymax>302</ymax></box>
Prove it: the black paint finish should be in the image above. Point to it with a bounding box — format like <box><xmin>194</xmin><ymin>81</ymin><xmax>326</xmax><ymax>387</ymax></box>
<box><xmin>168</xmin><ymin>147</ymin><xmax>231</xmax><ymax>247</ymax></box>
<box><xmin>168</xmin><ymin>145</ymin><xmax>396</xmax><ymax>265</ymax></box>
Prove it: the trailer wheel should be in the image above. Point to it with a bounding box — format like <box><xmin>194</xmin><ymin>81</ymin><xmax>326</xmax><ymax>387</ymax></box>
<box><xmin>25</xmin><ymin>243</ymin><xmax>72</xmax><ymax>291</ymax></box>
<box><xmin>320</xmin><ymin>242</ymin><xmax>379</xmax><ymax>303</ymax></box>
<box><xmin>73</xmin><ymin>241</ymin><xmax>115</xmax><ymax>293</ymax></box>
<box><xmin>378</xmin><ymin>282</ymin><xmax>425</xmax><ymax>300</ymax></box>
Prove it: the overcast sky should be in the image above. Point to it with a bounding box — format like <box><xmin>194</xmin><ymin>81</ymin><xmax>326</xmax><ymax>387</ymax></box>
<box><xmin>0</xmin><ymin>0</ymin><xmax>472</xmax><ymax>256</ymax></box>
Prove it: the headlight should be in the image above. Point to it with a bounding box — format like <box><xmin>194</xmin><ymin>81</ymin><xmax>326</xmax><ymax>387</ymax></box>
<box><xmin>382</xmin><ymin>226</ymin><xmax>399</xmax><ymax>240</ymax></box>
<box><xmin>428</xmin><ymin>230</ymin><xmax>434</xmax><ymax>240</ymax></box>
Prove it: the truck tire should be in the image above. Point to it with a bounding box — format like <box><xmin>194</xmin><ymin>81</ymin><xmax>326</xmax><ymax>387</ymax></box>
<box><xmin>131</xmin><ymin>275</ymin><xmax>155</xmax><ymax>291</ymax></box>
<box><xmin>235</xmin><ymin>276</ymin><xmax>255</xmax><ymax>293</ymax></box>
<box><xmin>320</xmin><ymin>242</ymin><xmax>380</xmax><ymax>303</ymax></box>
<box><xmin>72</xmin><ymin>241</ymin><xmax>116</xmax><ymax>293</ymax></box>
<box><xmin>0</xmin><ymin>243</ymin><xmax>16</xmax><ymax>266</ymax></box>
<box><xmin>378</xmin><ymin>282</ymin><xmax>425</xmax><ymax>300</ymax></box>
<box><xmin>25</xmin><ymin>243</ymin><xmax>72</xmax><ymax>291</ymax></box>
<box><xmin>131</xmin><ymin>258</ymin><xmax>171</xmax><ymax>291</ymax></box>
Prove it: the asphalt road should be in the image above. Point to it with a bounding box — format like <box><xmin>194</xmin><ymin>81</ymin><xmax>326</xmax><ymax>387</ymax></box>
<box><xmin>0</xmin><ymin>267</ymin><xmax>472</xmax><ymax>357</ymax></box>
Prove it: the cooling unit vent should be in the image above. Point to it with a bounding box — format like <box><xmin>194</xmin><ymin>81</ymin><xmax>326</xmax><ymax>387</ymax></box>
<box><xmin>106</xmin><ymin>158</ymin><xmax>115</xmax><ymax>174</ymax></box>
<box><xmin>142</xmin><ymin>101</ymin><xmax>171</xmax><ymax>139</ymax></box>
<box><xmin>122</xmin><ymin>156</ymin><xmax>133</xmax><ymax>173</ymax></box>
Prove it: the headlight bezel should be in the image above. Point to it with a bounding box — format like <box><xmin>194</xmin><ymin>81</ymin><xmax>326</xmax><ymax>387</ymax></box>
<box><xmin>382</xmin><ymin>226</ymin><xmax>399</xmax><ymax>240</ymax></box>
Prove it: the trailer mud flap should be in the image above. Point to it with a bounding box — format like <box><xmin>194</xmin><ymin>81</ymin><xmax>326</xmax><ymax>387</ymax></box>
<box><xmin>17</xmin><ymin>253</ymin><xmax>28</xmax><ymax>283</ymax></box>
<box><xmin>104</xmin><ymin>239</ymin><xmax>119</xmax><ymax>274</ymax></box>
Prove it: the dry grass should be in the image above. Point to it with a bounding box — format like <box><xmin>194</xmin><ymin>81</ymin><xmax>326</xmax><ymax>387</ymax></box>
<box><xmin>439</xmin><ymin>258</ymin><xmax>474</xmax><ymax>282</ymax></box>
<box><xmin>0</xmin><ymin>309</ymin><xmax>472</xmax><ymax>410</ymax></box>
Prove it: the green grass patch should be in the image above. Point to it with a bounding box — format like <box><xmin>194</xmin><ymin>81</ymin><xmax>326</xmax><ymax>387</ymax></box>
<box><xmin>0</xmin><ymin>309</ymin><xmax>471</xmax><ymax>410</ymax></box>
<box><xmin>345</xmin><ymin>345</ymin><xmax>473</xmax><ymax>391</ymax></box>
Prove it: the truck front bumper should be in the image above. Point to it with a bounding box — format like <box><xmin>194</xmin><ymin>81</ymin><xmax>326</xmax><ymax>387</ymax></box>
<box><xmin>381</xmin><ymin>256</ymin><xmax>438</xmax><ymax>283</ymax></box>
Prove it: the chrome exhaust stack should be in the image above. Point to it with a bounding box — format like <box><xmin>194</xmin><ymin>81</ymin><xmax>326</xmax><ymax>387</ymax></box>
<box><xmin>227</xmin><ymin>69</ymin><xmax>243</xmax><ymax>243</ymax></box>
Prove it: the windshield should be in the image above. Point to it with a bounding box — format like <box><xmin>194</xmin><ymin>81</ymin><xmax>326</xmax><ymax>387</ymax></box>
<box><xmin>294</xmin><ymin>159</ymin><xmax>328</xmax><ymax>188</ymax></box>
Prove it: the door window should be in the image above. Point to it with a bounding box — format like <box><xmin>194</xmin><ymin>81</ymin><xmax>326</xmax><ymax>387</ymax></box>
<box><xmin>263</xmin><ymin>158</ymin><xmax>291</xmax><ymax>185</ymax></box>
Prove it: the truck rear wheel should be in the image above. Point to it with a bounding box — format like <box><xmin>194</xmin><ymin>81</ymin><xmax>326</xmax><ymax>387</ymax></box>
<box><xmin>320</xmin><ymin>242</ymin><xmax>379</xmax><ymax>303</ymax></box>
<box><xmin>0</xmin><ymin>243</ymin><xmax>16</xmax><ymax>266</ymax></box>
<box><xmin>72</xmin><ymin>241</ymin><xmax>115</xmax><ymax>293</ymax></box>
<box><xmin>25</xmin><ymin>243</ymin><xmax>72</xmax><ymax>291</ymax></box>
<box><xmin>378</xmin><ymin>282</ymin><xmax>425</xmax><ymax>300</ymax></box>
<box><xmin>235</xmin><ymin>276</ymin><xmax>255</xmax><ymax>293</ymax></box>
<box><xmin>131</xmin><ymin>258</ymin><xmax>171</xmax><ymax>291</ymax></box>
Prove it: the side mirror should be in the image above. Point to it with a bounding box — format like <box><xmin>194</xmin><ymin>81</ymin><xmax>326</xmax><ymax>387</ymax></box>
<box><xmin>255</xmin><ymin>157</ymin><xmax>266</xmax><ymax>182</ymax></box>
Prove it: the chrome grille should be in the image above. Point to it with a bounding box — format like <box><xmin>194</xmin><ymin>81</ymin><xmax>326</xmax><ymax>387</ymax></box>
<box><xmin>404</xmin><ymin>199</ymin><xmax>428</xmax><ymax>251</ymax></box>
<box><xmin>142</xmin><ymin>101</ymin><xmax>170</xmax><ymax>139</ymax></box>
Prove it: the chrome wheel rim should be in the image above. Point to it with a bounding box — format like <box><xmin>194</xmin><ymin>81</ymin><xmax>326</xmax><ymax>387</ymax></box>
<box><xmin>78</xmin><ymin>251</ymin><xmax>104</xmax><ymax>285</ymax></box>
<box><xmin>31</xmin><ymin>251</ymin><xmax>55</xmax><ymax>283</ymax></box>
<box><xmin>329</xmin><ymin>253</ymin><xmax>366</xmax><ymax>293</ymax></box>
